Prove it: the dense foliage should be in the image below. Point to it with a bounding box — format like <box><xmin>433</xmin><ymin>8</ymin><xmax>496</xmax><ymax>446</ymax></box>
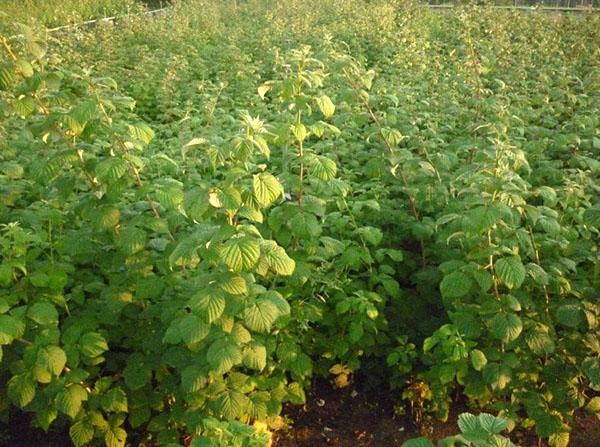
<box><xmin>1</xmin><ymin>1</ymin><xmax>599</xmax><ymax>446</ymax></box>
<box><xmin>0</xmin><ymin>0</ymin><xmax>160</xmax><ymax>29</ymax></box>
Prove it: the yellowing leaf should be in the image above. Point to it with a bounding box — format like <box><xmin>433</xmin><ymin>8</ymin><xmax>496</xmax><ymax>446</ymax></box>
<box><xmin>243</xmin><ymin>297</ymin><xmax>279</xmax><ymax>333</ymax></box>
<box><xmin>253</xmin><ymin>173</ymin><xmax>283</xmax><ymax>208</ymax></box>
<box><xmin>291</xmin><ymin>122</ymin><xmax>308</xmax><ymax>143</ymax></box>
<box><xmin>56</xmin><ymin>384</ymin><xmax>87</xmax><ymax>418</ymax></box>
<box><xmin>189</xmin><ymin>290</ymin><xmax>226</xmax><ymax>323</ymax></box>
<box><xmin>306</xmin><ymin>154</ymin><xmax>337</xmax><ymax>180</ymax></box>
<box><xmin>79</xmin><ymin>332</ymin><xmax>108</xmax><ymax>358</ymax></box>
<box><xmin>207</xmin><ymin>339</ymin><xmax>242</xmax><ymax>374</ymax></box>
<box><xmin>220</xmin><ymin>236</ymin><xmax>260</xmax><ymax>272</ymax></box>
<box><xmin>470</xmin><ymin>349</ymin><xmax>487</xmax><ymax>371</ymax></box>
<box><xmin>243</xmin><ymin>342</ymin><xmax>267</xmax><ymax>371</ymax></box>
<box><xmin>179</xmin><ymin>313</ymin><xmax>210</xmax><ymax>345</ymax></box>
<box><xmin>105</xmin><ymin>426</ymin><xmax>127</xmax><ymax>447</ymax></box>
<box><xmin>127</xmin><ymin>123</ymin><xmax>154</xmax><ymax>145</ymax></box>
<box><xmin>7</xmin><ymin>373</ymin><xmax>36</xmax><ymax>408</ymax></box>
<box><xmin>316</xmin><ymin>95</ymin><xmax>335</xmax><ymax>118</ymax></box>
<box><xmin>489</xmin><ymin>312</ymin><xmax>522</xmax><ymax>343</ymax></box>
<box><xmin>69</xmin><ymin>421</ymin><xmax>94</xmax><ymax>447</ymax></box>
<box><xmin>257</xmin><ymin>240</ymin><xmax>295</xmax><ymax>276</ymax></box>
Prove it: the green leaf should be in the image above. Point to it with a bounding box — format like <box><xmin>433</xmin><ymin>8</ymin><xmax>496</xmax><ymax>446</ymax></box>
<box><xmin>56</xmin><ymin>384</ymin><xmax>87</xmax><ymax>418</ymax></box>
<box><xmin>470</xmin><ymin>349</ymin><xmax>487</xmax><ymax>371</ymax></box>
<box><xmin>243</xmin><ymin>342</ymin><xmax>267</xmax><ymax>371</ymax></box>
<box><xmin>119</xmin><ymin>227</ymin><xmax>146</xmax><ymax>255</ymax></box>
<box><xmin>181</xmin><ymin>365</ymin><xmax>207</xmax><ymax>393</ymax></box>
<box><xmin>69</xmin><ymin>421</ymin><xmax>94</xmax><ymax>447</ymax></box>
<box><xmin>548</xmin><ymin>432</ymin><xmax>570</xmax><ymax>447</ymax></box>
<box><xmin>439</xmin><ymin>364</ymin><xmax>455</xmax><ymax>384</ymax></box>
<box><xmin>96</xmin><ymin>206</ymin><xmax>120</xmax><ymax>231</ymax></box>
<box><xmin>230</xmin><ymin>324</ymin><xmax>252</xmax><ymax>344</ymax></box>
<box><xmin>387</xmin><ymin>249</ymin><xmax>404</xmax><ymax>261</ymax></box>
<box><xmin>239</xmin><ymin>206</ymin><xmax>263</xmax><ymax>223</ymax></box>
<box><xmin>349</xmin><ymin>320</ymin><xmax>364</xmax><ymax>342</ymax></box>
<box><xmin>15</xmin><ymin>58</ymin><xmax>34</xmax><ymax>77</ymax></box>
<box><xmin>258</xmin><ymin>240</ymin><xmax>295</xmax><ymax>276</ymax></box>
<box><xmin>381</xmin><ymin>127</ymin><xmax>404</xmax><ymax>146</ymax></box>
<box><xmin>582</xmin><ymin>357</ymin><xmax>600</xmax><ymax>391</ymax></box>
<box><xmin>218</xmin><ymin>274</ymin><xmax>248</xmax><ymax>295</ymax></box>
<box><xmin>0</xmin><ymin>64</ymin><xmax>16</xmax><ymax>90</ymax></box>
<box><xmin>525</xmin><ymin>326</ymin><xmax>555</xmax><ymax>355</ymax></box>
<box><xmin>105</xmin><ymin>426</ymin><xmax>127</xmax><ymax>447</ymax></box>
<box><xmin>501</xmin><ymin>295</ymin><xmax>521</xmax><ymax>312</ymax></box>
<box><xmin>96</xmin><ymin>157</ymin><xmax>129</xmax><ymax>183</ymax></box>
<box><xmin>483</xmin><ymin>363</ymin><xmax>511</xmax><ymax>391</ymax></box>
<box><xmin>0</xmin><ymin>314</ymin><xmax>22</xmax><ymax>345</ymax></box>
<box><xmin>583</xmin><ymin>204</ymin><xmax>600</xmax><ymax>227</ymax></box>
<box><xmin>489</xmin><ymin>312</ymin><xmax>522</xmax><ymax>343</ymax></box>
<box><xmin>7</xmin><ymin>373</ymin><xmax>36</xmax><ymax>408</ymax></box>
<box><xmin>248</xmin><ymin>391</ymin><xmax>269</xmax><ymax>420</ymax></box>
<box><xmin>401</xmin><ymin>438</ymin><xmax>434</xmax><ymax>447</ymax></box>
<box><xmin>533</xmin><ymin>411</ymin><xmax>563</xmax><ymax>438</ymax></box>
<box><xmin>220</xmin><ymin>236</ymin><xmax>260</xmax><ymax>272</ymax></box>
<box><xmin>179</xmin><ymin>313</ymin><xmax>210</xmax><ymax>345</ymax></box>
<box><xmin>555</xmin><ymin>304</ymin><xmax>583</xmax><ymax>328</ymax></box>
<box><xmin>478</xmin><ymin>413</ymin><xmax>509</xmax><ymax>434</ymax></box>
<box><xmin>123</xmin><ymin>359</ymin><xmax>152</xmax><ymax>390</ymax></box>
<box><xmin>289</xmin><ymin>211</ymin><xmax>322</xmax><ymax>239</ymax></box>
<box><xmin>282</xmin><ymin>383</ymin><xmax>303</xmax><ymax>407</ymax></box>
<box><xmin>155</xmin><ymin>181</ymin><xmax>184</xmax><ymax>209</ymax></box>
<box><xmin>458</xmin><ymin>413</ymin><xmax>489</xmax><ymax>441</ymax></box>
<box><xmin>264</xmin><ymin>290</ymin><xmax>290</xmax><ymax>317</ymax></box>
<box><xmin>217</xmin><ymin>390</ymin><xmax>249</xmax><ymax>419</ymax></box>
<box><xmin>495</xmin><ymin>256</ymin><xmax>526</xmax><ymax>289</ymax></box>
<box><xmin>315</xmin><ymin>95</ymin><xmax>335</xmax><ymax>118</ymax></box>
<box><xmin>101</xmin><ymin>388</ymin><xmax>128</xmax><ymax>413</ymax></box>
<box><xmin>472</xmin><ymin>269</ymin><xmax>493</xmax><ymax>292</ymax></box>
<box><xmin>12</xmin><ymin>96</ymin><xmax>35</xmax><ymax>117</ymax></box>
<box><xmin>128</xmin><ymin>123</ymin><xmax>154</xmax><ymax>145</ymax></box>
<box><xmin>27</xmin><ymin>302</ymin><xmax>58</xmax><ymax>325</ymax></box>
<box><xmin>526</xmin><ymin>263</ymin><xmax>550</xmax><ymax>285</ymax></box>
<box><xmin>440</xmin><ymin>271</ymin><xmax>472</xmax><ymax>298</ymax></box>
<box><xmin>253</xmin><ymin>173</ymin><xmax>283</xmax><ymax>208</ymax></box>
<box><xmin>36</xmin><ymin>407</ymin><xmax>57</xmax><ymax>431</ymax></box>
<box><xmin>33</xmin><ymin>365</ymin><xmax>52</xmax><ymax>384</ymax></box>
<box><xmin>207</xmin><ymin>339</ymin><xmax>242</xmax><ymax>374</ymax></box>
<box><xmin>129</xmin><ymin>406</ymin><xmax>150</xmax><ymax>429</ymax></box>
<box><xmin>306</xmin><ymin>154</ymin><xmax>337</xmax><ymax>180</ymax></box>
<box><xmin>162</xmin><ymin>320</ymin><xmax>182</xmax><ymax>344</ymax></box>
<box><xmin>257</xmin><ymin>83</ymin><xmax>272</xmax><ymax>98</ymax></box>
<box><xmin>243</xmin><ymin>297</ymin><xmax>279</xmax><ymax>333</ymax></box>
<box><xmin>291</xmin><ymin>122</ymin><xmax>307</xmax><ymax>143</ymax></box>
<box><xmin>79</xmin><ymin>332</ymin><xmax>108</xmax><ymax>358</ymax></box>
<box><xmin>468</xmin><ymin>205</ymin><xmax>503</xmax><ymax>233</ymax></box>
<box><xmin>359</xmin><ymin>226</ymin><xmax>383</xmax><ymax>246</ymax></box>
<box><xmin>189</xmin><ymin>290</ymin><xmax>225</xmax><ymax>323</ymax></box>
<box><xmin>36</xmin><ymin>346</ymin><xmax>67</xmax><ymax>381</ymax></box>
<box><xmin>587</xmin><ymin>397</ymin><xmax>600</xmax><ymax>420</ymax></box>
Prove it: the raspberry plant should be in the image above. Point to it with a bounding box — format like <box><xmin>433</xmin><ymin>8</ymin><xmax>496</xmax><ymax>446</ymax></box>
<box><xmin>1</xmin><ymin>1</ymin><xmax>600</xmax><ymax>446</ymax></box>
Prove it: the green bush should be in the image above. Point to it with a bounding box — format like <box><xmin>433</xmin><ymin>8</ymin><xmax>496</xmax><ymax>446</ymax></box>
<box><xmin>1</xmin><ymin>1</ymin><xmax>599</xmax><ymax>446</ymax></box>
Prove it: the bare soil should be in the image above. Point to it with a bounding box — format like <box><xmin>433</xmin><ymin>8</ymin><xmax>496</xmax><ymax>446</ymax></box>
<box><xmin>273</xmin><ymin>379</ymin><xmax>600</xmax><ymax>447</ymax></box>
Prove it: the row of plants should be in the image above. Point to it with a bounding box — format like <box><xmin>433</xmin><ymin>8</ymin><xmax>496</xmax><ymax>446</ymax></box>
<box><xmin>1</xmin><ymin>1</ymin><xmax>599</xmax><ymax>445</ymax></box>
<box><xmin>0</xmin><ymin>0</ymin><xmax>168</xmax><ymax>30</ymax></box>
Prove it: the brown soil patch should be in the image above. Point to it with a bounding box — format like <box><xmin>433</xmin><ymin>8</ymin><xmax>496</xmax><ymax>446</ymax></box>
<box><xmin>273</xmin><ymin>380</ymin><xmax>600</xmax><ymax>447</ymax></box>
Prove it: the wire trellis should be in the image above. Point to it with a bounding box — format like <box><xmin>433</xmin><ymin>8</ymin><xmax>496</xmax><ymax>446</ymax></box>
<box><xmin>426</xmin><ymin>0</ymin><xmax>600</xmax><ymax>7</ymax></box>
